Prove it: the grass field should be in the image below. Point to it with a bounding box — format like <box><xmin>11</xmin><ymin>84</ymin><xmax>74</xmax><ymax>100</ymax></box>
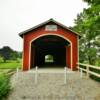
<box><xmin>0</xmin><ymin>60</ymin><xmax>22</xmax><ymax>69</ymax></box>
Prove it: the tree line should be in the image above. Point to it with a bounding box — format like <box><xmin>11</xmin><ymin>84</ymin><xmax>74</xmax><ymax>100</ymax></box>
<box><xmin>72</xmin><ymin>0</ymin><xmax>100</xmax><ymax>66</ymax></box>
<box><xmin>0</xmin><ymin>46</ymin><xmax>22</xmax><ymax>63</ymax></box>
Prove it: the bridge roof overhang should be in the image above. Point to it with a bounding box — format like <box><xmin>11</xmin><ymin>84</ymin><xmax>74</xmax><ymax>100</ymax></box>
<box><xmin>19</xmin><ymin>18</ymin><xmax>81</xmax><ymax>38</ymax></box>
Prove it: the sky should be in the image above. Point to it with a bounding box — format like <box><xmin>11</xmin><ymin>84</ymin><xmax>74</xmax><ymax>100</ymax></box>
<box><xmin>0</xmin><ymin>0</ymin><xmax>88</xmax><ymax>51</ymax></box>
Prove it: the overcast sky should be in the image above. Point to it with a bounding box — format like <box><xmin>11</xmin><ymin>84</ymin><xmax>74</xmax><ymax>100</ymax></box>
<box><xmin>0</xmin><ymin>0</ymin><xmax>88</xmax><ymax>51</ymax></box>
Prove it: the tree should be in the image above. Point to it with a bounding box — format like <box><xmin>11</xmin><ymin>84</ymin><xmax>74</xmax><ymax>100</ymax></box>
<box><xmin>0</xmin><ymin>55</ymin><xmax>3</xmax><ymax>62</ymax></box>
<box><xmin>17</xmin><ymin>52</ymin><xmax>22</xmax><ymax>58</ymax></box>
<box><xmin>0</xmin><ymin>46</ymin><xmax>13</xmax><ymax>62</ymax></box>
<box><xmin>0</xmin><ymin>46</ymin><xmax>22</xmax><ymax>62</ymax></box>
<box><xmin>10</xmin><ymin>51</ymin><xmax>18</xmax><ymax>60</ymax></box>
<box><xmin>72</xmin><ymin>0</ymin><xmax>100</xmax><ymax>65</ymax></box>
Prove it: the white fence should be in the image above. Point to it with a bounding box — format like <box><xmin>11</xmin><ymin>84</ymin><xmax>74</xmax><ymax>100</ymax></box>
<box><xmin>16</xmin><ymin>66</ymin><xmax>67</xmax><ymax>84</ymax></box>
<box><xmin>77</xmin><ymin>63</ymin><xmax>100</xmax><ymax>78</ymax></box>
<box><xmin>33</xmin><ymin>66</ymin><xmax>67</xmax><ymax>84</ymax></box>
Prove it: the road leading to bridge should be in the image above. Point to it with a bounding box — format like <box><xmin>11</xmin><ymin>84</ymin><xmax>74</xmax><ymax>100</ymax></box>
<box><xmin>8</xmin><ymin>69</ymin><xmax>100</xmax><ymax>100</ymax></box>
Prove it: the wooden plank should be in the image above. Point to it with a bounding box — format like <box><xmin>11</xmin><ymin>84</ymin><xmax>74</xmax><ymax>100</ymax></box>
<box><xmin>86</xmin><ymin>65</ymin><xmax>89</xmax><ymax>78</ymax></box>
<box><xmin>77</xmin><ymin>65</ymin><xmax>100</xmax><ymax>78</ymax></box>
<box><xmin>77</xmin><ymin>63</ymin><xmax>100</xmax><ymax>70</ymax></box>
<box><xmin>79</xmin><ymin>68</ymin><xmax>100</xmax><ymax>77</ymax></box>
<box><xmin>89</xmin><ymin>70</ymin><xmax>100</xmax><ymax>78</ymax></box>
<box><xmin>88</xmin><ymin>65</ymin><xmax>100</xmax><ymax>70</ymax></box>
<box><xmin>78</xmin><ymin>67</ymin><xmax>87</xmax><ymax>72</ymax></box>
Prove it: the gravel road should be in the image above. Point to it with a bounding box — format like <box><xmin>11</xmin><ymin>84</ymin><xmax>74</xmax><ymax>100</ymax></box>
<box><xmin>8</xmin><ymin>71</ymin><xmax>100</xmax><ymax>100</ymax></box>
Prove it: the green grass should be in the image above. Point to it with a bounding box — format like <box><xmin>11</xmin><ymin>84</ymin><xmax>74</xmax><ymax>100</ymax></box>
<box><xmin>0</xmin><ymin>59</ymin><xmax>22</xmax><ymax>100</ymax></box>
<box><xmin>0</xmin><ymin>60</ymin><xmax>22</xmax><ymax>69</ymax></box>
<box><xmin>0</xmin><ymin>73</ymin><xmax>11</xmax><ymax>100</ymax></box>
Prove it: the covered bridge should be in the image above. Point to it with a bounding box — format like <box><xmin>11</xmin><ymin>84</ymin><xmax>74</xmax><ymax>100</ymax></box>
<box><xmin>19</xmin><ymin>19</ymin><xmax>80</xmax><ymax>71</ymax></box>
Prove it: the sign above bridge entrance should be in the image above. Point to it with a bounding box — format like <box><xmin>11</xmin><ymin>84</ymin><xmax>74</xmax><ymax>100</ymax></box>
<box><xmin>45</xmin><ymin>25</ymin><xmax>57</xmax><ymax>31</ymax></box>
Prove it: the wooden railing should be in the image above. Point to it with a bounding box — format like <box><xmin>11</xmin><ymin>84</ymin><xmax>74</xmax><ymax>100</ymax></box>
<box><xmin>77</xmin><ymin>63</ymin><xmax>100</xmax><ymax>78</ymax></box>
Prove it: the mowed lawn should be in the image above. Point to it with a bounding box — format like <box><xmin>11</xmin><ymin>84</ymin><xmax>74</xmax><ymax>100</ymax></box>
<box><xmin>0</xmin><ymin>60</ymin><xmax>22</xmax><ymax>69</ymax></box>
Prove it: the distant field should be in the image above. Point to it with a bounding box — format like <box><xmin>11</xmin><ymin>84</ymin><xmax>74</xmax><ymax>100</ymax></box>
<box><xmin>0</xmin><ymin>60</ymin><xmax>22</xmax><ymax>69</ymax></box>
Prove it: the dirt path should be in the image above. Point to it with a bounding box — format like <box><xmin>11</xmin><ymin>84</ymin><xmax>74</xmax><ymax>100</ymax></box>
<box><xmin>8</xmin><ymin>70</ymin><xmax>100</xmax><ymax>100</ymax></box>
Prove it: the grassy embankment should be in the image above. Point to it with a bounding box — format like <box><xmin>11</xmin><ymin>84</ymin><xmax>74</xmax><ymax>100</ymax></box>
<box><xmin>0</xmin><ymin>60</ymin><xmax>22</xmax><ymax>100</ymax></box>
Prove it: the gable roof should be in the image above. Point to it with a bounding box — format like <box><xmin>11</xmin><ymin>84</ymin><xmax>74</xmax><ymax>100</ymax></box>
<box><xmin>19</xmin><ymin>18</ymin><xmax>81</xmax><ymax>38</ymax></box>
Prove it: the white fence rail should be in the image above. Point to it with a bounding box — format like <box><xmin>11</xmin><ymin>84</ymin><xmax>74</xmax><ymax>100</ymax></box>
<box><xmin>77</xmin><ymin>63</ymin><xmax>100</xmax><ymax>78</ymax></box>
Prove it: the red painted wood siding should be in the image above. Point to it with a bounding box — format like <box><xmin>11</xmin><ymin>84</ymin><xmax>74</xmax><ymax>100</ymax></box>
<box><xmin>66</xmin><ymin>46</ymin><xmax>71</xmax><ymax>68</ymax></box>
<box><xmin>23</xmin><ymin>25</ymin><xmax>78</xmax><ymax>71</ymax></box>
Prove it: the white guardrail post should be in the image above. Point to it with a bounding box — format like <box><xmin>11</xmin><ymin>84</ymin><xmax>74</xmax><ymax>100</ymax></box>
<box><xmin>16</xmin><ymin>67</ymin><xmax>19</xmax><ymax>79</ymax></box>
<box><xmin>35</xmin><ymin>66</ymin><xmax>38</xmax><ymax>84</ymax></box>
<box><xmin>64</xmin><ymin>67</ymin><xmax>67</xmax><ymax>84</ymax></box>
<box><xmin>80</xmin><ymin>68</ymin><xmax>83</xmax><ymax>78</ymax></box>
<box><xmin>86</xmin><ymin>65</ymin><xmax>89</xmax><ymax>78</ymax></box>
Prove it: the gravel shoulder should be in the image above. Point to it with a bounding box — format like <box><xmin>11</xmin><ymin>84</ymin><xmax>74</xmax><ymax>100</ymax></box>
<box><xmin>7</xmin><ymin>70</ymin><xmax>100</xmax><ymax>100</ymax></box>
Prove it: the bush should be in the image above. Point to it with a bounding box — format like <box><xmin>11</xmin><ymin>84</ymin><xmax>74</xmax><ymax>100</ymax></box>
<box><xmin>0</xmin><ymin>73</ymin><xmax>11</xmax><ymax>100</ymax></box>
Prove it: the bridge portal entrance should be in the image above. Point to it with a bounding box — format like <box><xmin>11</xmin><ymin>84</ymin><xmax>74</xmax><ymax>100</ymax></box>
<box><xmin>31</xmin><ymin>35</ymin><xmax>70</xmax><ymax>68</ymax></box>
<box><xmin>19</xmin><ymin>19</ymin><xmax>80</xmax><ymax>71</ymax></box>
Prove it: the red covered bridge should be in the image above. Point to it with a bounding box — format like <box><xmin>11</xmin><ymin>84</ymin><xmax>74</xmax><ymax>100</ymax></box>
<box><xmin>19</xmin><ymin>19</ymin><xmax>80</xmax><ymax>71</ymax></box>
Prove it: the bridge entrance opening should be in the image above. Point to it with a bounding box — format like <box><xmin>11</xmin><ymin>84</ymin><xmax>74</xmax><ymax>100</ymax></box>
<box><xmin>30</xmin><ymin>35</ymin><xmax>70</xmax><ymax>68</ymax></box>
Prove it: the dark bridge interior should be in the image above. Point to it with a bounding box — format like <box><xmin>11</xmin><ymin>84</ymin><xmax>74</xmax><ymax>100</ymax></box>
<box><xmin>31</xmin><ymin>35</ymin><xmax>70</xmax><ymax>68</ymax></box>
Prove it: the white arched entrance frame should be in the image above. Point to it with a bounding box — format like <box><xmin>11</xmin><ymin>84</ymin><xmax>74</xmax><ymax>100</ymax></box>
<box><xmin>29</xmin><ymin>33</ymin><xmax>73</xmax><ymax>71</ymax></box>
